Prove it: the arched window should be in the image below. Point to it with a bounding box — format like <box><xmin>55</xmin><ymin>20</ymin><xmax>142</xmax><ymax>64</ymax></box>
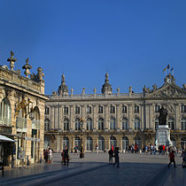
<box><xmin>168</xmin><ymin>118</ymin><xmax>175</xmax><ymax>130</ymax></box>
<box><xmin>98</xmin><ymin>136</ymin><xmax>105</xmax><ymax>151</ymax></box>
<box><xmin>64</xmin><ymin>118</ymin><xmax>69</xmax><ymax>131</ymax></box>
<box><xmin>110</xmin><ymin>117</ymin><xmax>116</xmax><ymax>130</ymax></box>
<box><xmin>134</xmin><ymin>105</ymin><xmax>139</xmax><ymax>113</ymax></box>
<box><xmin>110</xmin><ymin>136</ymin><xmax>117</xmax><ymax>148</ymax></box>
<box><xmin>87</xmin><ymin>118</ymin><xmax>93</xmax><ymax>130</ymax></box>
<box><xmin>181</xmin><ymin>118</ymin><xmax>186</xmax><ymax>130</ymax></box>
<box><xmin>122</xmin><ymin>118</ymin><xmax>128</xmax><ymax>130</ymax></box>
<box><xmin>75</xmin><ymin>118</ymin><xmax>81</xmax><ymax>130</ymax></box>
<box><xmin>122</xmin><ymin>105</ymin><xmax>127</xmax><ymax>113</ymax></box>
<box><xmin>0</xmin><ymin>98</ymin><xmax>11</xmax><ymax>126</ymax></box>
<box><xmin>134</xmin><ymin>118</ymin><xmax>140</xmax><ymax>130</ymax></box>
<box><xmin>44</xmin><ymin>119</ymin><xmax>50</xmax><ymax>131</ymax></box>
<box><xmin>122</xmin><ymin>137</ymin><xmax>129</xmax><ymax>150</ymax></box>
<box><xmin>86</xmin><ymin>136</ymin><xmax>93</xmax><ymax>151</ymax></box>
<box><xmin>63</xmin><ymin>137</ymin><xmax>69</xmax><ymax>149</ymax></box>
<box><xmin>98</xmin><ymin>118</ymin><xmax>104</xmax><ymax>130</ymax></box>
<box><xmin>32</xmin><ymin>107</ymin><xmax>40</xmax><ymax>129</ymax></box>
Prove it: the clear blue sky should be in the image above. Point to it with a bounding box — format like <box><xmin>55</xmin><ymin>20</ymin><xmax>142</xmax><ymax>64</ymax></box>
<box><xmin>0</xmin><ymin>0</ymin><xmax>186</xmax><ymax>95</ymax></box>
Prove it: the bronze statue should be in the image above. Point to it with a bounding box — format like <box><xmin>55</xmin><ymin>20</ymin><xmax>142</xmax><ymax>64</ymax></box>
<box><xmin>158</xmin><ymin>106</ymin><xmax>168</xmax><ymax>125</ymax></box>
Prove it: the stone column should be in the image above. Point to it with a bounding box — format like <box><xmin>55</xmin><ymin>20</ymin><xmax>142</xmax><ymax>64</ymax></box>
<box><xmin>93</xmin><ymin>105</ymin><xmax>97</xmax><ymax>130</ymax></box>
<box><xmin>70</xmin><ymin>105</ymin><xmax>74</xmax><ymax>130</ymax></box>
<box><xmin>146</xmin><ymin>104</ymin><xmax>150</xmax><ymax>129</ymax></box>
<box><xmin>54</xmin><ymin>106</ymin><xmax>58</xmax><ymax>129</ymax></box>
<box><xmin>50</xmin><ymin>106</ymin><xmax>54</xmax><ymax>130</ymax></box>
<box><xmin>104</xmin><ymin>105</ymin><xmax>109</xmax><ymax>130</ymax></box>
<box><xmin>81</xmin><ymin>105</ymin><xmax>86</xmax><ymax>130</ymax></box>
<box><xmin>116</xmin><ymin>104</ymin><xmax>122</xmax><ymax>130</ymax></box>
<box><xmin>175</xmin><ymin>104</ymin><xmax>180</xmax><ymax>130</ymax></box>
<box><xmin>58</xmin><ymin>105</ymin><xmax>62</xmax><ymax>130</ymax></box>
<box><xmin>149</xmin><ymin>104</ymin><xmax>153</xmax><ymax>129</ymax></box>
<box><xmin>128</xmin><ymin>104</ymin><xmax>132</xmax><ymax>129</ymax></box>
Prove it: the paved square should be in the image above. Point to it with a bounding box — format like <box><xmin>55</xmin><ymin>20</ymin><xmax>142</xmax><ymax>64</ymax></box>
<box><xmin>0</xmin><ymin>152</ymin><xmax>185</xmax><ymax>186</ymax></box>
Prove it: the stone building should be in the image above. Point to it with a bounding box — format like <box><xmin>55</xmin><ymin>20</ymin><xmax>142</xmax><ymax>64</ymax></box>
<box><xmin>0</xmin><ymin>51</ymin><xmax>48</xmax><ymax>167</ymax></box>
<box><xmin>45</xmin><ymin>72</ymin><xmax>186</xmax><ymax>152</ymax></box>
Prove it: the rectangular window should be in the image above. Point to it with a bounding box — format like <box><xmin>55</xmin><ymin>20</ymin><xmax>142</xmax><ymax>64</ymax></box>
<box><xmin>98</xmin><ymin>106</ymin><xmax>103</xmax><ymax>114</ymax></box>
<box><xmin>110</xmin><ymin>106</ymin><xmax>115</xmax><ymax>114</ymax></box>
<box><xmin>45</xmin><ymin>107</ymin><xmax>49</xmax><ymax>115</ymax></box>
<box><xmin>122</xmin><ymin>105</ymin><xmax>127</xmax><ymax>113</ymax></box>
<box><xmin>87</xmin><ymin>106</ymin><xmax>91</xmax><ymax>114</ymax></box>
<box><xmin>134</xmin><ymin>105</ymin><xmax>139</xmax><ymax>113</ymax></box>
<box><xmin>181</xmin><ymin>105</ymin><xmax>186</xmax><ymax>113</ymax></box>
<box><xmin>64</xmin><ymin>106</ymin><xmax>68</xmax><ymax>115</ymax></box>
<box><xmin>75</xmin><ymin>106</ymin><xmax>80</xmax><ymax>114</ymax></box>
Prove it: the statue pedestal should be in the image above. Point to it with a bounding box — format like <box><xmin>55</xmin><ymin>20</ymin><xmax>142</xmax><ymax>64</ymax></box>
<box><xmin>155</xmin><ymin>125</ymin><xmax>172</xmax><ymax>147</ymax></box>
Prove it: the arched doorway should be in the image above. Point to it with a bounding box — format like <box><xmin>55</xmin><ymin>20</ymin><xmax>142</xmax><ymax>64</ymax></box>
<box><xmin>122</xmin><ymin>136</ymin><xmax>129</xmax><ymax>151</ymax></box>
<box><xmin>74</xmin><ymin>136</ymin><xmax>81</xmax><ymax>150</ymax></box>
<box><xmin>86</xmin><ymin>136</ymin><xmax>93</xmax><ymax>151</ymax></box>
<box><xmin>134</xmin><ymin>136</ymin><xmax>142</xmax><ymax>149</ymax></box>
<box><xmin>63</xmin><ymin>137</ymin><xmax>69</xmax><ymax>150</ymax></box>
<box><xmin>110</xmin><ymin>136</ymin><xmax>117</xmax><ymax>148</ymax></box>
<box><xmin>98</xmin><ymin>136</ymin><xmax>105</xmax><ymax>151</ymax></box>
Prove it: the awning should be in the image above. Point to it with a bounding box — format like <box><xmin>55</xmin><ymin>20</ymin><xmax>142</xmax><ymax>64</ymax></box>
<box><xmin>0</xmin><ymin>135</ymin><xmax>15</xmax><ymax>142</ymax></box>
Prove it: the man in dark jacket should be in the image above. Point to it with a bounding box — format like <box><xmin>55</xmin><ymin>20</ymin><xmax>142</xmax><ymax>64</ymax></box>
<box><xmin>108</xmin><ymin>149</ymin><xmax>113</xmax><ymax>164</ymax></box>
<box><xmin>113</xmin><ymin>147</ymin><xmax>120</xmax><ymax>168</ymax></box>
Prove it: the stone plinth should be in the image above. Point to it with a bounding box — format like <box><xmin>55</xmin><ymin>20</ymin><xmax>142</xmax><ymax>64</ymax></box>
<box><xmin>155</xmin><ymin>125</ymin><xmax>172</xmax><ymax>147</ymax></box>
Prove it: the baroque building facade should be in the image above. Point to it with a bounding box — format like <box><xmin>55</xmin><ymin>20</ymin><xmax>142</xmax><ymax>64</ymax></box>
<box><xmin>45</xmin><ymin>73</ymin><xmax>186</xmax><ymax>152</ymax></box>
<box><xmin>0</xmin><ymin>52</ymin><xmax>48</xmax><ymax>167</ymax></box>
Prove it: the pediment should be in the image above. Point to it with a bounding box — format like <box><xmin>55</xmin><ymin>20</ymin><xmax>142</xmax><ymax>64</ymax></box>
<box><xmin>146</xmin><ymin>83</ymin><xmax>186</xmax><ymax>99</ymax></box>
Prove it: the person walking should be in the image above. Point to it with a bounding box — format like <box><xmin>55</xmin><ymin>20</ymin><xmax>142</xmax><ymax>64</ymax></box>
<box><xmin>63</xmin><ymin>146</ymin><xmax>69</xmax><ymax>166</ymax></box>
<box><xmin>108</xmin><ymin>148</ymin><xmax>113</xmax><ymax>164</ymax></box>
<box><xmin>113</xmin><ymin>147</ymin><xmax>120</xmax><ymax>168</ymax></box>
<box><xmin>48</xmin><ymin>148</ymin><xmax>53</xmax><ymax>163</ymax></box>
<box><xmin>168</xmin><ymin>149</ymin><xmax>176</xmax><ymax>168</ymax></box>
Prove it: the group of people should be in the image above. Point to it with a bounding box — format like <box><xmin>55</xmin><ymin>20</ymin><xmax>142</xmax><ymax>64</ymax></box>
<box><xmin>43</xmin><ymin>148</ymin><xmax>53</xmax><ymax>163</ymax></box>
<box><xmin>108</xmin><ymin>146</ymin><xmax>120</xmax><ymax>168</ymax></box>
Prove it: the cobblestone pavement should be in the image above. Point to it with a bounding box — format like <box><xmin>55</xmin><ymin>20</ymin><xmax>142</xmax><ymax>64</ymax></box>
<box><xmin>0</xmin><ymin>152</ymin><xmax>185</xmax><ymax>186</ymax></box>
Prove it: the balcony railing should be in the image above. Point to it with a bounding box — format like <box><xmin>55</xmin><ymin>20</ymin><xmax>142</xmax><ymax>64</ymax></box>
<box><xmin>0</xmin><ymin>116</ymin><xmax>11</xmax><ymax>126</ymax></box>
<box><xmin>16</xmin><ymin>117</ymin><xmax>27</xmax><ymax>129</ymax></box>
<box><xmin>32</xmin><ymin>119</ymin><xmax>40</xmax><ymax>129</ymax></box>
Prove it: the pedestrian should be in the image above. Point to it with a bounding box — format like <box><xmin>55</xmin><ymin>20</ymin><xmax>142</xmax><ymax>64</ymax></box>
<box><xmin>44</xmin><ymin>149</ymin><xmax>48</xmax><ymax>163</ymax></box>
<box><xmin>48</xmin><ymin>148</ymin><xmax>53</xmax><ymax>163</ymax></box>
<box><xmin>63</xmin><ymin>146</ymin><xmax>69</xmax><ymax>166</ymax></box>
<box><xmin>113</xmin><ymin>147</ymin><xmax>120</xmax><ymax>168</ymax></box>
<box><xmin>168</xmin><ymin>149</ymin><xmax>176</xmax><ymax>168</ymax></box>
<box><xmin>108</xmin><ymin>148</ymin><xmax>113</xmax><ymax>164</ymax></box>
